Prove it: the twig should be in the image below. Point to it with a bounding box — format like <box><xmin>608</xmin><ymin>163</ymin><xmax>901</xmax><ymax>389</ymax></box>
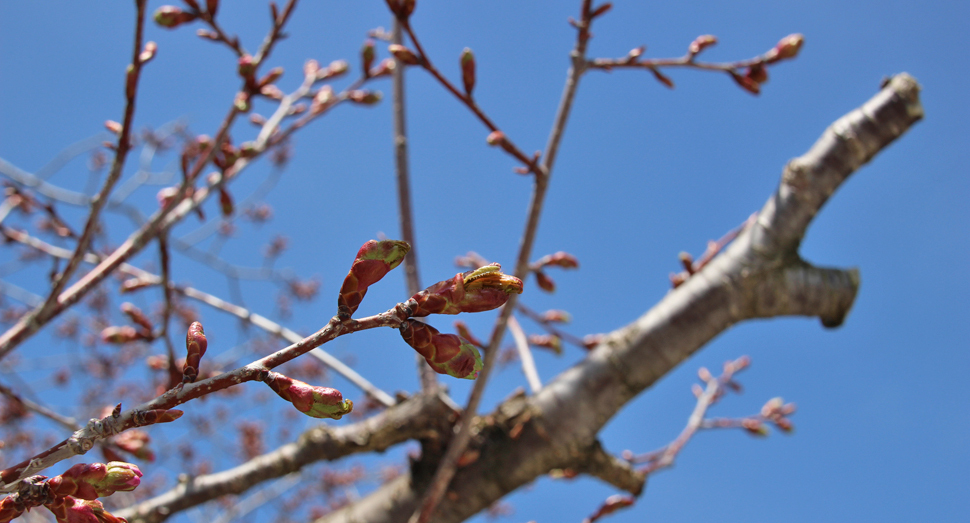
<box><xmin>408</xmin><ymin>2</ymin><xmax>597</xmax><ymax>521</ymax></box>
<box><xmin>0</xmin><ymin>226</ymin><xmax>396</xmax><ymax>408</ymax></box>
<box><xmin>391</xmin><ymin>18</ymin><xmax>437</xmax><ymax>392</ymax></box>
<box><xmin>516</xmin><ymin>303</ymin><xmax>589</xmax><ymax>350</ymax></box>
<box><xmin>0</xmin><ymin>381</ymin><xmax>78</xmax><ymax>432</ymax></box>
<box><xmin>507</xmin><ymin>314</ymin><xmax>541</xmax><ymax>393</ymax></box>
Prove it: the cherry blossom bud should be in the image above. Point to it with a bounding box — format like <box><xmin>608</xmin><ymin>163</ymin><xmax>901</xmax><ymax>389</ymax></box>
<box><xmin>55</xmin><ymin>462</ymin><xmax>142</xmax><ymax>499</ymax></box>
<box><xmin>311</xmin><ymin>85</ymin><xmax>335</xmax><ymax>114</ymax></box>
<box><xmin>320</xmin><ymin>59</ymin><xmax>349</xmax><ymax>79</ymax></box>
<box><xmin>534</xmin><ymin>251</ymin><xmax>579</xmax><ymax>269</ymax></box>
<box><xmin>590</xmin><ymin>3</ymin><xmax>613</xmax><ymax>18</ymax></box>
<box><xmin>120</xmin><ymin>303</ymin><xmax>153</xmax><ymax>333</ymax></box>
<box><xmin>486</xmin><ymin>130</ymin><xmax>506</xmax><ymax>146</ymax></box>
<box><xmin>730</xmin><ymin>71</ymin><xmax>761</xmax><ymax>95</ymax></box>
<box><xmin>121</xmin><ymin>278</ymin><xmax>152</xmax><ymax>293</ymax></box>
<box><xmin>234</xmin><ymin>91</ymin><xmax>251</xmax><ymax>112</ymax></box>
<box><xmin>370</xmin><ymin>58</ymin><xmax>397</xmax><ymax>77</ymax></box>
<box><xmin>348</xmin><ymin>90</ymin><xmax>382</xmax><ymax>105</ymax></box>
<box><xmin>45</xmin><ymin>497</ymin><xmax>126</xmax><ymax>523</ymax></box>
<box><xmin>461</xmin><ymin>48</ymin><xmax>475</xmax><ymax>96</ymax></box>
<box><xmin>0</xmin><ymin>496</ymin><xmax>25</xmax><ymax>521</ymax></box>
<box><xmin>262</xmin><ymin>371</ymin><xmax>354</xmax><ymax>419</ymax></box>
<box><xmin>741</xmin><ymin>418</ymin><xmax>769</xmax><ymax>436</ymax></box>
<box><xmin>182</xmin><ymin>321</ymin><xmax>207</xmax><ymax>383</ymax></box>
<box><xmin>389</xmin><ymin>44</ymin><xmax>419</xmax><ymax>65</ymax></box>
<box><xmin>761</xmin><ymin>397</ymin><xmax>784</xmax><ymax>417</ymax></box>
<box><xmin>113</xmin><ymin>430</ymin><xmax>154</xmax><ymax>462</ymax></box>
<box><xmin>688</xmin><ymin>34</ymin><xmax>717</xmax><ymax>56</ymax></box>
<box><xmin>219</xmin><ymin>187</ymin><xmax>233</xmax><ymax>216</ymax></box>
<box><xmin>237</xmin><ymin>54</ymin><xmax>256</xmax><ymax>79</ymax></box>
<box><xmin>399</xmin><ymin>320</ymin><xmax>483</xmax><ymax>379</ymax></box>
<box><xmin>528</xmin><ymin>334</ymin><xmax>562</xmax><ymax>355</ymax></box>
<box><xmin>139</xmin><ymin>41</ymin><xmax>158</xmax><ymax>64</ymax></box>
<box><xmin>303</xmin><ymin>59</ymin><xmax>320</xmax><ymax>79</ymax></box>
<box><xmin>766</xmin><ymin>33</ymin><xmax>804</xmax><ymax>63</ymax></box>
<box><xmin>651</xmin><ymin>68</ymin><xmax>674</xmax><ymax>89</ymax></box>
<box><xmin>260</xmin><ymin>66</ymin><xmax>284</xmax><ymax>87</ymax></box>
<box><xmin>746</xmin><ymin>63</ymin><xmax>768</xmax><ymax>84</ymax></box>
<box><xmin>408</xmin><ymin>264</ymin><xmax>523</xmax><ymax>317</ymax></box>
<box><xmin>337</xmin><ymin>240</ymin><xmax>410</xmax><ymax>318</ymax></box>
<box><xmin>100</xmin><ymin>326</ymin><xmax>141</xmax><ymax>344</ymax></box>
<box><xmin>154</xmin><ymin>6</ymin><xmax>197</xmax><ymax>29</ymax></box>
<box><xmin>586</xmin><ymin>494</ymin><xmax>635</xmax><ymax>522</ymax></box>
<box><xmin>104</xmin><ymin>120</ymin><xmax>122</xmax><ymax>135</ymax></box>
<box><xmin>697</xmin><ymin>366</ymin><xmax>712</xmax><ymax>382</ymax></box>
<box><xmin>534</xmin><ymin>271</ymin><xmax>555</xmax><ymax>293</ymax></box>
<box><xmin>361</xmin><ymin>39</ymin><xmax>375</xmax><ymax>76</ymax></box>
<box><xmin>541</xmin><ymin>310</ymin><xmax>571</xmax><ymax>323</ymax></box>
<box><xmin>206</xmin><ymin>0</ymin><xmax>220</xmax><ymax>17</ymax></box>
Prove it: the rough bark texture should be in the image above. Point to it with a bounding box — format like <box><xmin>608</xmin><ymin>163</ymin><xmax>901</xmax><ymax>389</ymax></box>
<box><xmin>119</xmin><ymin>74</ymin><xmax>922</xmax><ymax>523</ymax></box>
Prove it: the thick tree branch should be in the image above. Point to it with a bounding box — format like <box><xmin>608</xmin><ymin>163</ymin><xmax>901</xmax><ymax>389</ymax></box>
<box><xmin>117</xmin><ymin>391</ymin><xmax>456</xmax><ymax>523</ymax></box>
<box><xmin>316</xmin><ymin>73</ymin><xmax>922</xmax><ymax>523</ymax></box>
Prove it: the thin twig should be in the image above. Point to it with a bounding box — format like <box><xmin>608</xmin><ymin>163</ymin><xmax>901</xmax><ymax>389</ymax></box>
<box><xmin>0</xmin><ymin>226</ymin><xmax>396</xmax><ymax>407</ymax></box>
<box><xmin>507</xmin><ymin>314</ymin><xmax>541</xmax><ymax>393</ymax></box>
<box><xmin>392</xmin><ymin>18</ymin><xmax>437</xmax><ymax>392</ymax></box>
<box><xmin>0</xmin><ymin>381</ymin><xmax>79</xmax><ymax>432</ymax></box>
<box><xmin>408</xmin><ymin>2</ymin><xmax>596</xmax><ymax>521</ymax></box>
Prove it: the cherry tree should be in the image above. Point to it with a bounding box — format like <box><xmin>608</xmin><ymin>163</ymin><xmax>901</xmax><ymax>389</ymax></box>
<box><xmin>0</xmin><ymin>1</ymin><xmax>922</xmax><ymax>522</ymax></box>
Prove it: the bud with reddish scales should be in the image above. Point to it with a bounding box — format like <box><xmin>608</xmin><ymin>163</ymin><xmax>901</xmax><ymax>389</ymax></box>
<box><xmin>348</xmin><ymin>90</ymin><xmax>382</xmax><ymax>105</ymax></box>
<box><xmin>408</xmin><ymin>263</ymin><xmax>523</xmax><ymax>317</ymax></box>
<box><xmin>541</xmin><ymin>309</ymin><xmax>571</xmax><ymax>323</ymax></box>
<box><xmin>153</xmin><ymin>6</ymin><xmax>197</xmax><ymax>29</ymax></box>
<box><xmin>361</xmin><ymin>39</ymin><xmax>375</xmax><ymax>77</ymax></box>
<box><xmin>461</xmin><ymin>48</ymin><xmax>476</xmax><ymax>96</ymax></box>
<box><xmin>100</xmin><ymin>326</ymin><xmax>141</xmax><ymax>344</ymax></box>
<box><xmin>399</xmin><ymin>320</ymin><xmax>483</xmax><ymax>379</ymax></box>
<box><xmin>486</xmin><ymin>130</ymin><xmax>506</xmax><ymax>146</ymax></box>
<box><xmin>761</xmin><ymin>396</ymin><xmax>784</xmax><ymax>417</ymax></box>
<box><xmin>44</xmin><ymin>496</ymin><xmax>126</xmax><ymax>523</ymax></box>
<box><xmin>50</xmin><ymin>462</ymin><xmax>142</xmax><ymax>500</ymax></box>
<box><xmin>337</xmin><ymin>240</ymin><xmax>410</xmax><ymax>318</ymax></box>
<box><xmin>528</xmin><ymin>334</ymin><xmax>562</xmax><ymax>355</ymax></box>
<box><xmin>182</xmin><ymin>321</ymin><xmax>207</xmax><ymax>383</ymax></box>
<box><xmin>0</xmin><ymin>496</ymin><xmax>24</xmax><ymax>521</ymax></box>
<box><xmin>534</xmin><ymin>251</ymin><xmax>579</xmax><ymax>269</ymax></box>
<box><xmin>234</xmin><ymin>91</ymin><xmax>251</xmax><ymax>112</ymax></box>
<box><xmin>112</xmin><ymin>430</ymin><xmax>153</xmax><ymax>462</ymax></box>
<box><xmin>237</xmin><ymin>54</ymin><xmax>257</xmax><ymax>79</ymax></box>
<box><xmin>454</xmin><ymin>321</ymin><xmax>484</xmax><ymax>347</ymax></box>
<box><xmin>389</xmin><ymin>44</ymin><xmax>419</xmax><ymax>65</ymax></box>
<box><xmin>766</xmin><ymin>33</ymin><xmax>805</xmax><ymax>63</ymax></box>
<box><xmin>262</xmin><ymin>371</ymin><xmax>354</xmax><ymax>419</ymax></box>
<box><xmin>120</xmin><ymin>303</ymin><xmax>153</xmax><ymax>333</ymax></box>
<box><xmin>312</xmin><ymin>85</ymin><xmax>335</xmax><ymax>114</ymax></box>
<box><xmin>219</xmin><ymin>187</ymin><xmax>233</xmax><ymax>216</ymax></box>
<box><xmin>370</xmin><ymin>58</ymin><xmax>397</xmax><ymax>77</ymax></box>
<box><xmin>260</xmin><ymin>66</ymin><xmax>284</xmax><ymax>87</ymax></box>
<box><xmin>139</xmin><ymin>41</ymin><xmax>157</xmax><ymax>64</ymax></box>
<box><xmin>730</xmin><ymin>71</ymin><xmax>761</xmax><ymax>95</ymax></box>
<box><xmin>746</xmin><ymin>63</ymin><xmax>768</xmax><ymax>84</ymax></box>
<box><xmin>688</xmin><ymin>34</ymin><xmax>717</xmax><ymax>56</ymax></box>
<box><xmin>321</xmin><ymin>59</ymin><xmax>349</xmax><ymax>79</ymax></box>
<box><xmin>742</xmin><ymin>418</ymin><xmax>769</xmax><ymax>436</ymax></box>
<box><xmin>534</xmin><ymin>271</ymin><xmax>555</xmax><ymax>293</ymax></box>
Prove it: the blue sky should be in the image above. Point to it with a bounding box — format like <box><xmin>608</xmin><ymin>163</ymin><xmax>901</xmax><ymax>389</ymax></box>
<box><xmin>1</xmin><ymin>1</ymin><xmax>968</xmax><ymax>522</ymax></box>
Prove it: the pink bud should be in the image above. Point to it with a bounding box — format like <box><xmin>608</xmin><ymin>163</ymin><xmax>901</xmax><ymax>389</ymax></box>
<box><xmin>262</xmin><ymin>371</ymin><xmax>354</xmax><ymax>419</ymax></box>
<box><xmin>139</xmin><ymin>41</ymin><xmax>157</xmax><ymax>64</ymax></box>
<box><xmin>730</xmin><ymin>71</ymin><xmax>761</xmax><ymax>95</ymax></box>
<box><xmin>408</xmin><ymin>264</ymin><xmax>523</xmax><ymax>317</ymax></box>
<box><xmin>688</xmin><ymin>34</ymin><xmax>717</xmax><ymax>56</ymax></box>
<box><xmin>104</xmin><ymin>120</ymin><xmax>122</xmax><ymax>135</ymax></box>
<box><xmin>389</xmin><ymin>44</ymin><xmax>420</xmax><ymax>65</ymax></box>
<box><xmin>100</xmin><ymin>326</ymin><xmax>140</xmax><ymax>344</ymax></box>
<box><xmin>337</xmin><ymin>240</ymin><xmax>410</xmax><ymax>318</ymax></box>
<box><xmin>766</xmin><ymin>33</ymin><xmax>805</xmax><ymax>63</ymax></box>
<box><xmin>460</xmin><ymin>48</ymin><xmax>475</xmax><ymax>96</ymax></box>
<box><xmin>534</xmin><ymin>271</ymin><xmax>555</xmax><ymax>293</ymax></box>
<box><xmin>348</xmin><ymin>90</ymin><xmax>382</xmax><ymax>105</ymax></box>
<box><xmin>399</xmin><ymin>320</ymin><xmax>483</xmax><ymax>379</ymax></box>
<box><xmin>182</xmin><ymin>321</ymin><xmax>207</xmax><ymax>383</ymax></box>
<box><xmin>153</xmin><ymin>6</ymin><xmax>197</xmax><ymax>29</ymax></box>
<box><xmin>237</xmin><ymin>54</ymin><xmax>256</xmax><ymax>78</ymax></box>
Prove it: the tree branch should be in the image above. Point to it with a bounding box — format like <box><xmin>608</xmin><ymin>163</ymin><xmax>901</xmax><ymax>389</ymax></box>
<box><xmin>116</xmin><ymin>391</ymin><xmax>456</xmax><ymax>523</ymax></box>
<box><xmin>316</xmin><ymin>73</ymin><xmax>923</xmax><ymax>523</ymax></box>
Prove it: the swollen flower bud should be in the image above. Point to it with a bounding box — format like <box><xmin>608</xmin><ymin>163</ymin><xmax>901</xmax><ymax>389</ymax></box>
<box><xmin>460</xmin><ymin>47</ymin><xmax>476</xmax><ymax>96</ymax></box>
<box><xmin>237</xmin><ymin>54</ymin><xmax>256</xmax><ymax>79</ymax></box>
<box><xmin>337</xmin><ymin>240</ymin><xmax>410</xmax><ymax>318</ymax></box>
<box><xmin>182</xmin><ymin>321</ymin><xmax>207</xmax><ymax>383</ymax></box>
<box><xmin>730</xmin><ymin>71</ymin><xmax>761</xmax><ymax>95</ymax></box>
<box><xmin>688</xmin><ymin>34</ymin><xmax>717</xmax><ymax>56</ymax></box>
<box><xmin>55</xmin><ymin>462</ymin><xmax>143</xmax><ymax>499</ymax></box>
<box><xmin>139</xmin><ymin>41</ymin><xmax>158</xmax><ymax>64</ymax></box>
<box><xmin>46</xmin><ymin>497</ymin><xmax>126</xmax><ymax>523</ymax></box>
<box><xmin>320</xmin><ymin>59</ymin><xmax>349</xmax><ymax>79</ymax></box>
<box><xmin>262</xmin><ymin>371</ymin><xmax>353</xmax><ymax>419</ymax></box>
<box><xmin>100</xmin><ymin>326</ymin><xmax>141</xmax><ymax>344</ymax></box>
<box><xmin>399</xmin><ymin>320</ymin><xmax>483</xmax><ymax>379</ymax></box>
<box><xmin>534</xmin><ymin>271</ymin><xmax>556</xmax><ymax>293</ymax></box>
<box><xmin>389</xmin><ymin>44</ymin><xmax>419</xmax><ymax>65</ymax></box>
<box><xmin>361</xmin><ymin>39</ymin><xmax>376</xmax><ymax>76</ymax></box>
<box><xmin>766</xmin><ymin>33</ymin><xmax>804</xmax><ymax>63</ymax></box>
<box><xmin>348</xmin><ymin>90</ymin><xmax>382</xmax><ymax>105</ymax></box>
<box><xmin>154</xmin><ymin>6</ymin><xmax>197</xmax><ymax>29</ymax></box>
<box><xmin>408</xmin><ymin>263</ymin><xmax>524</xmax><ymax>317</ymax></box>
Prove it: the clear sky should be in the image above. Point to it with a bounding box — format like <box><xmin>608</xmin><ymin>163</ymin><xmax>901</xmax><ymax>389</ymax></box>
<box><xmin>1</xmin><ymin>1</ymin><xmax>967</xmax><ymax>522</ymax></box>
